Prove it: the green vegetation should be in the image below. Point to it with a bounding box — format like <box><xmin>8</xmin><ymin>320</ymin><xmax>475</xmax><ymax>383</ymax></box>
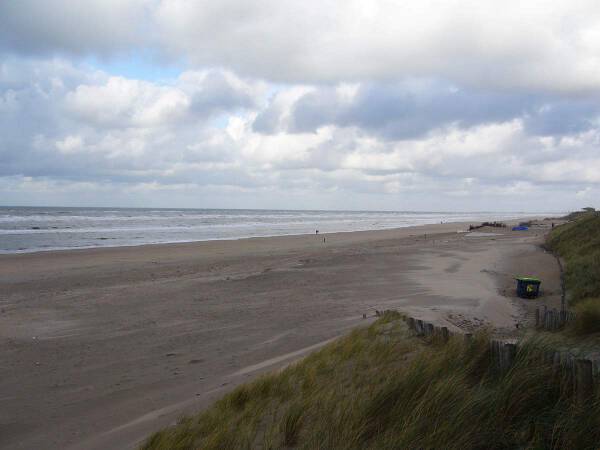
<box><xmin>560</xmin><ymin>207</ymin><xmax>596</xmax><ymax>222</ymax></box>
<box><xmin>568</xmin><ymin>298</ymin><xmax>600</xmax><ymax>336</ymax></box>
<box><xmin>547</xmin><ymin>211</ymin><xmax>600</xmax><ymax>335</ymax></box>
<box><xmin>141</xmin><ymin>313</ymin><xmax>600</xmax><ymax>450</ymax></box>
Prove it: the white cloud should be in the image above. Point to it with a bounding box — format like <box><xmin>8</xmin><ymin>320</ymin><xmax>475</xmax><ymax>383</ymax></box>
<box><xmin>63</xmin><ymin>70</ymin><xmax>260</xmax><ymax>129</ymax></box>
<box><xmin>3</xmin><ymin>1</ymin><xmax>600</xmax><ymax>93</ymax></box>
<box><xmin>2</xmin><ymin>58</ymin><xmax>600</xmax><ymax>210</ymax></box>
<box><xmin>2</xmin><ymin>2</ymin><xmax>600</xmax><ymax>210</ymax></box>
<box><xmin>65</xmin><ymin>76</ymin><xmax>190</xmax><ymax>127</ymax></box>
<box><xmin>154</xmin><ymin>0</ymin><xmax>600</xmax><ymax>92</ymax></box>
<box><xmin>55</xmin><ymin>135</ymin><xmax>84</xmax><ymax>154</ymax></box>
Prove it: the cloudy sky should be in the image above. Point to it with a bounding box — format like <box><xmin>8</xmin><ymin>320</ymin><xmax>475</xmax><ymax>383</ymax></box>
<box><xmin>1</xmin><ymin>1</ymin><xmax>599</xmax><ymax>211</ymax></box>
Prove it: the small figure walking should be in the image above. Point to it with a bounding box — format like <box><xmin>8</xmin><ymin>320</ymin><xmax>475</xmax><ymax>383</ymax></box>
<box><xmin>316</xmin><ymin>229</ymin><xmax>319</xmax><ymax>234</ymax></box>
<box><xmin>323</xmin><ymin>237</ymin><xmax>326</xmax><ymax>243</ymax></box>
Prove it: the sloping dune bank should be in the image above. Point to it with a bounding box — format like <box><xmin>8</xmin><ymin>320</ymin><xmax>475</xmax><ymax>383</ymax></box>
<box><xmin>0</xmin><ymin>219</ymin><xmax>559</xmax><ymax>449</ymax></box>
<box><xmin>141</xmin><ymin>312</ymin><xmax>600</xmax><ymax>450</ymax></box>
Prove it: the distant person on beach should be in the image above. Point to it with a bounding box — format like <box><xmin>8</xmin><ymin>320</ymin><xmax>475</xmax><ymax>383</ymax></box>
<box><xmin>323</xmin><ymin>237</ymin><xmax>326</xmax><ymax>243</ymax></box>
<box><xmin>316</xmin><ymin>230</ymin><xmax>319</xmax><ymax>234</ymax></box>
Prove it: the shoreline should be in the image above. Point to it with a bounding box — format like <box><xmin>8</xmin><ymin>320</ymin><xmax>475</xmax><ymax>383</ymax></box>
<box><xmin>0</xmin><ymin>213</ymin><xmax>546</xmax><ymax>256</ymax></box>
<box><xmin>0</xmin><ymin>217</ymin><xmax>534</xmax><ymax>258</ymax></box>
<box><xmin>0</xmin><ymin>223</ymin><xmax>468</xmax><ymax>256</ymax></box>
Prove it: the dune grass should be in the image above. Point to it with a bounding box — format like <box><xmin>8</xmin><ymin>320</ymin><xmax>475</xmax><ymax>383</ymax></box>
<box><xmin>547</xmin><ymin>211</ymin><xmax>600</xmax><ymax>335</ymax></box>
<box><xmin>569</xmin><ymin>298</ymin><xmax>600</xmax><ymax>336</ymax></box>
<box><xmin>141</xmin><ymin>313</ymin><xmax>600</xmax><ymax>450</ymax></box>
<box><xmin>546</xmin><ymin>211</ymin><xmax>600</xmax><ymax>304</ymax></box>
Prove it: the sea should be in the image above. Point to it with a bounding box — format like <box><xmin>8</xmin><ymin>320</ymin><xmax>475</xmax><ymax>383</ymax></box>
<box><xmin>0</xmin><ymin>207</ymin><xmax>548</xmax><ymax>254</ymax></box>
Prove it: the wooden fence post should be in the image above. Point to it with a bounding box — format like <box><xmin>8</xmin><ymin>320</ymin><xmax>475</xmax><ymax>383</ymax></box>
<box><xmin>440</xmin><ymin>327</ymin><xmax>450</xmax><ymax>342</ymax></box>
<box><xmin>552</xmin><ymin>352</ymin><xmax>561</xmax><ymax>376</ymax></box>
<box><xmin>416</xmin><ymin>320</ymin><xmax>424</xmax><ymax>336</ymax></box>
<box><xmin>502</xmin><ymin>343</ymin><xmax>517</xmax><ymax>372</ymax></box>
<box><xmin>425</xmin><ymin>323</ymin><xmax>434</xmax><ymax>336</ymax></box>
<box><xmin>575</xmin><ymin>359</ymin><xmax>593</xmax><ymax>405</ymax></box>
<box><xmin>592</xmin><ymin>358</ymin><xmax>600</xmax><ymax>379</ymax></box>
<box><xmin>490</xmin><ymin>340</ymin><xmax>500</xmax><ymax>369</ymax></box>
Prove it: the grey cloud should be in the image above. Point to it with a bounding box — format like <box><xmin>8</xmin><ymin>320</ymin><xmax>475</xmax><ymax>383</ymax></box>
<box><xmin>254</xmin><ymin>82</ymin><xmax>600</xmax><ymax>141</ymax></box>
<box><xmin>523</xmin><ymin>101</ymin><xmax>600</xmax><ymax>136</ymax></box>
<box><xmin>187</xmin><ymin>71</ymin><xmax>258</xmax><ymax>116</ymax></box>
<box><xmin>284</xmin><ymin>83</ymin><xmax>531</xmax><ymax>139</ymax></box>
<box><xmin>288</xmin><ymin>90</ymin><xmax>340</xmax><ymax>134</ymax></box>
<box><xmin>252</xmin><ymin>102</ymin><xmax>284</xmax><ymax>134</ymax></box>
<box><xmin>0</xmin><ymin>0</ymin><xmax>148</xmax><ymax>57</ymax></box>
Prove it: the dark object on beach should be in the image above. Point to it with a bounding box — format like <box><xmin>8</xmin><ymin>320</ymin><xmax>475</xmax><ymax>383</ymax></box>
<box><xmin>469</xmin><ymin>221</ymin><xmax>506</xmax><ymax>231</ymax></box>
<box><xmin>483</xmin><ymin>221</ymin><xmax>506</xmax><ymax>228</ymax></box>
<box><xmin>316</xmin><ymin>230</ymin><xmax>319</xmax><ymax>234</ymax></box>
<box><xmin>512</xmin><ymin>225</ymin><xmax>528</xmax><ymax>231</ymax></box>
<box><xmin>515</xmin><ymin>276</ymin><xmax>541</xmax><ymax>299</ymax></box>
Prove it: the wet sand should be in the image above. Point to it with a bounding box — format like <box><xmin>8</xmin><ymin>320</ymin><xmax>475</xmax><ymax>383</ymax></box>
<box><xmin>0</xmin><ymin>220</ymin><xmax>561</xmax><ymax>449</ymax></box>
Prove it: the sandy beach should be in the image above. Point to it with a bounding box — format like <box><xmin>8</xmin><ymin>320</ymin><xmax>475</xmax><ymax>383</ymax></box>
<box><xmin>0</xmin><ymin>220</ymin><xmax>562</xmax><ymax>450</ymax></box>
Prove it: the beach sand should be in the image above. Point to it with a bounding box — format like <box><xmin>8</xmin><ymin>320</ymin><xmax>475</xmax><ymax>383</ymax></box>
<box><xmin>0</xmin><ymin>219</ymin><xmax>561</xmax><ymax>449</ymax></box>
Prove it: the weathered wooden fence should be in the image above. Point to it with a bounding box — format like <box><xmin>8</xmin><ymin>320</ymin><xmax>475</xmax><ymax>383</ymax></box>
<box><xmin>405</xmin><ymin>316</ymin><xmax>453</xmax><ymax>342</ymax></box>
<box><xmin>401</xmin><ymin>314</ymin><xmax>598</xmax><ymax>405</ymax></box>
<box><xmin>489</xmin><ymin>338</ymin><xmax>599</xmax><ymax>405</ymax></box>
<box><xmin>535</xmin><ymin>306</ymin><xmax>576</xmax><ymax>330</ymax></box>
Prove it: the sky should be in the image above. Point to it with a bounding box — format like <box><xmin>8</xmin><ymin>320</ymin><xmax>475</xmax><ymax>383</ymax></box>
<box><xmin>1</xmin><ymin>1</ymin><xmax>599</xmax><ymax>212</ymax></box>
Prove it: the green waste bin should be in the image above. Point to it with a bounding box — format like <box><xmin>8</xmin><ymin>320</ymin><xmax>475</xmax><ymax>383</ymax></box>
<box><xmin>515</xmin><ymin>276</ymin><xmax>541</xmax><ymax>299</ymax></box>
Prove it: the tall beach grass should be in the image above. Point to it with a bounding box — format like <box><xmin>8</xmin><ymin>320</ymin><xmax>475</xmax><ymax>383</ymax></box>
<box><xmin>141</xmin><ymin>313</ymin><xmax>600</xmax><ymax>449</ymax></box>
<box><xmin>547</xmin><ymin>211</ymin><xmax>600</xmax><ymax>335</ymax></box>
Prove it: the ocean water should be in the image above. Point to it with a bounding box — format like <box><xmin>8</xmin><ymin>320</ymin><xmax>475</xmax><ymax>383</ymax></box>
<box><xmin>0</xmin><ymin>207</ymin><xmax>542</xmax><ymax>254</ymax></box>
